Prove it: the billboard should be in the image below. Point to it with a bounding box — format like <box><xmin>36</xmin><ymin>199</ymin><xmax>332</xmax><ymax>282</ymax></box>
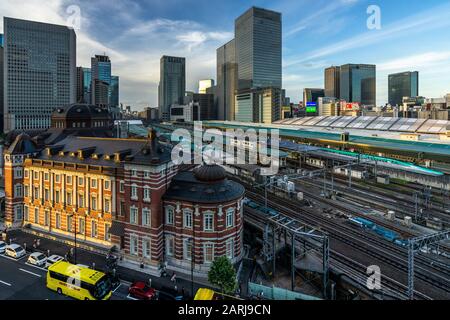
<box><xmin>306</xmin><ymin>102</ymin><xmax>317</xmax><ymax>113</ymax></box>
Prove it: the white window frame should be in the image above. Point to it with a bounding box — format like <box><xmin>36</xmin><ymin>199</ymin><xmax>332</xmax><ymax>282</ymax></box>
<box><xmin>166</xmin><ymin>236</ymin><xmax>175</xmax><ymax>257</ymax></box>
<box><xmin>119</xmin><ymin>181</ymin><xmax>125</xmax><ymax>193</ymax></box>
<box><xmin>143</xmin><ymin>186</ymin><xmax>151</xmax><ymax>202</ymax></box>
<box><xmin>203</xmin><ymin>243</ymin><xmax>214</xmax><ymax>263</ymax></box>
<box><xmin>91</xmin><ymin>220</ymin><xmax>98</xmax><ymax>238</ymax></box>
<box><xmin>203</xmin><ymin>212</ymin><xmax>214</xmax><ymax>232</ymax></box>
<box><xmin>183</xmin><ymin>209</ymin><xmax>193</xmax><ymax>229</ymax></box>
<box><xmin>130</xmin><ymin>206</ymin><xmax>138</xmax><ymax>225</ymax></box>
<box><xmin>226</xmin><ymin>208</ymin><xmax>235</xmax><ymax>228</ymax></box>
<box><xmin>165</xmin><ymin>206</ymin><xmax>174</xmax><ymax>225</ymax></box>
<box><xmin>142</xmin><ymin>208</ymin><xmax>151</xmax><ymax>227</ymax></box>
<box><xmin>142</xmin><ymin>238</ymin><xmax>151</xmax><ymax>258</ymax></box>
<box><xmin>131</xmin><ymin>184</ymin><xmax>138</xmax><ymax>200</ymax></box>
<box><xmin>226</xmin><ymin>238</ymin><xmax>234</xmax><ymax>259</ymax></box>
<box><xmin>130</xmin><ymin>235</ymin><xmax>139</xmax><ymax>256</ymax></box>
<box><xmin>184</xmin><ymin>238</ymin><xmax>193</xmax><ymax>261</ymax></box>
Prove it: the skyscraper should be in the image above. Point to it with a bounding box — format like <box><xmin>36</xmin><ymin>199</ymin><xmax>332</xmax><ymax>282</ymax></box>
<box><xmin>217</xmin><ymin>39</ymin><xmax>238</xmax><ymax>121</ymax></box>
<box><xmin>325</xmin><ymin>66</ymin><xmax>341</xmax><ymax>99</ymax></box>
<box><xmin>388</xmin><ymin>71</ymin><xmax>419</xmax><ymax>106</ymax></box>
<box><xmin>340</xmin><ymin>64</ymin><xmax>376</xmax><ymax>106</ymax></box>
<box><xmin>198</xmin><ymin>79</ymin><xmax>214</xmax><ymax>94</ymax></box>
<box><xmin>110</xmin><ymin>76</ymin><xmax>119</xmax><ymax>107</ymax></box>
<box><xmin>82</xmin><ymin>68</ymin><xmax>92</xmax><ymax>104</ymax></box>
<box><xmin>3</xmin><ymin>18</ymin><xmax>76</xmax><ymax>131</ymax></box>
<box><xmin>235</xmin><ymin>87</ymin><xmax>281</xmax><ymax>123</ymax></box>
<box><xmin>76</xmin><ymin>67</ymin><xmax>84</xmax><ymax>103</ymax></box>
<box><xmin>91</xmin><ymin>55</ymin><xmax>111</xmax><ymax>106</ymax></box>
<box><xmin>158</xmin><ymin>56</ymin><xmax>186</xmax><ymax>121</ymax></box>
<box><xmin>235</xmin><ymin>7</ymin><xmax>282</xmax><ymax>90</ymax></box>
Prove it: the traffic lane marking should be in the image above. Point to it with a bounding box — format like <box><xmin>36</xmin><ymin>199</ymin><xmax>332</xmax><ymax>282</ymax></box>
<box><xmin>112</xmin><ymin>283</ymin><xmax>122</xmax><ymax>293</ymax></box>
<box><xmin>126</xmin><ymin>294</ymin><xmax>139</xmax><ymax>300</ymax></box>
<box><xmin>24</xmin><ymin>262</ymin><xmax>48</xmax><ymax>272</ymax></box>
<box><xmin>19</xmin><ymin>268</ymin><xmax>42</xmax><ymax>278</ymax></box>
<box><xmin>0</xmin><ymin>254</ymin><xmax>28</xmax><ymax>262</ymax></box>
<box><xmin>0</xmin><ymin>280</ymin><xmax>12</xmax><ymax>287</ymax></box>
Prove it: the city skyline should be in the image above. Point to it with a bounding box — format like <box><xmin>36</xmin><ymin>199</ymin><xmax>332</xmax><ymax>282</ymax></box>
<box><xmin>1</xmin><ymin>0</ymin><xmax>450</xmax><ymax>110</ymax></box>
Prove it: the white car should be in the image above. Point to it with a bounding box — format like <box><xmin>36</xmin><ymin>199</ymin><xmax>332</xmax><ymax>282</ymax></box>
<box><xmin>0</xmin><ymin>241</ymin><xmax>6</xmax><ymax>254</ymax></box>
<box><xmin>27</xmin><ymin>252</ymin><xmax>48</xmax><ymax>267</ymax></box>
<box><xmin>5</xmin><ymin>244</ymin><xmax>26</xmax><ymax>259</ymax></box>
<box><xmin>45</xmin><ymin>255</ymin><xmax>64</xmax><ymax>268</ymax></box>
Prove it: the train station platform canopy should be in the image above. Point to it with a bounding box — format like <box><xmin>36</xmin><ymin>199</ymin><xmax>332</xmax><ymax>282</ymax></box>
<box><xmin>203</xmin><ymin>120</ymin><xmax>450</xmax><ymax>161</ymax></box>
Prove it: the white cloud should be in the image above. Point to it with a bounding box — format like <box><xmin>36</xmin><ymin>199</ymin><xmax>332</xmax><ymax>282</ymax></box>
<box><xmin>377</xmin><ymin>52</ymin><xmax>450</xmax><ymax>72</ymax></box>
<box><xmin>284</xmin><ymin>2</ymin><xmax>450</xmax><ymax>68</ymax></box>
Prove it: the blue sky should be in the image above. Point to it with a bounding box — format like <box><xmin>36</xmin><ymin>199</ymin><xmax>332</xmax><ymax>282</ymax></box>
<box><xmin>1</xmin><ymin>0</ymin><xmax>450</xmax><ymax>109</ymax></box>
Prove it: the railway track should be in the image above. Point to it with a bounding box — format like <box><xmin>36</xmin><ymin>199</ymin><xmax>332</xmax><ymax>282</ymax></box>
<box><xmin>240</xmin><ymin>182</ymin><xmax>450</xmax><ymax>299</ymax></box>
<box><xmin>245</xmin><ymin>210</ymin><xmax>432</xmax><ymax>300</ymax></box>
<box><xmin>295</xmin><ymin>178</ymin><xmax>450</xmax><ymax>255</ymax></box>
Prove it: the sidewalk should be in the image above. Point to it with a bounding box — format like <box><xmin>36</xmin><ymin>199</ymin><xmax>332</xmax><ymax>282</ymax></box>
<box><xmin>4</xmin><ymin>229</ymin><xmax>214</xmax><ymax>299</ymax></box>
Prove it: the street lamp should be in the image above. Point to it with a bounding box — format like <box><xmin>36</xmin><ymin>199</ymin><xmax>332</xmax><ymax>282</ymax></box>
<box><xmin>68</xmin><ymin>213</ymin><xmax>77</xmax><ymax>264</ymax></box>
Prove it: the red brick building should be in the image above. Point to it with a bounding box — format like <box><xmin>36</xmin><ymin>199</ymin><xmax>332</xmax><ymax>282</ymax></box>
<box><xmin>3</xmin><ymin>104</ymin><xmax>245</xmax><ymax>276</ymax></box>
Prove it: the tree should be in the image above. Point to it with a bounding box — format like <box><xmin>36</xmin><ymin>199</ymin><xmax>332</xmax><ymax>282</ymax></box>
<box><xmin>208</xmin><ymin>256</ymin><xmax>237</xmax><ymax>295</ymax></box>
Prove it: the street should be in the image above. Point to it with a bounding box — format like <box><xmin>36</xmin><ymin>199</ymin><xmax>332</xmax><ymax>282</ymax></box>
<box><xmin>0</xmin><ymin>250</ymin><xmax>149</xmax><ymax>300</ymax></box>
<box><xmin>0</xmin><ymin>230</ymin><xmax>210</xmax><ymax>300</ymax></box>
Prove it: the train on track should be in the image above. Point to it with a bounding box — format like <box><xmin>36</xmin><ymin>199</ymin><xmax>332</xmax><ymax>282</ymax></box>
<box><xmin>349</xmin><ymin>217</ymin><xmax>409</xmax><ymax>246</ymax></box>
<box><xmin>243</xmin><ymin>198</ymin><xmax>279</xmax><ymax>217</ymax></box>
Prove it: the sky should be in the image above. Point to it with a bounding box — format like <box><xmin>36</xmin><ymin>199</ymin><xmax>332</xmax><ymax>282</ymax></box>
<box><xmin>1</xmin><ymin>0</ymin><xmax>450</xmax><ymax>110</ymax></box>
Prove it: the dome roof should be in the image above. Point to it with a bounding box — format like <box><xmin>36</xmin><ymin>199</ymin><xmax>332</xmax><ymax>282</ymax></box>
<box><xmin>193</xmin><ymin>164</ymin><xmax>227</xmax><ymax>182</ymax></box>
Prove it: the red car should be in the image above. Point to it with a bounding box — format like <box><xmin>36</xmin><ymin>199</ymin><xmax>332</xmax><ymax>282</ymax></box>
<box><xmin>128</xmin><ymin>282</ymin><xmax>158</xmax><ymax>300</ymax></box>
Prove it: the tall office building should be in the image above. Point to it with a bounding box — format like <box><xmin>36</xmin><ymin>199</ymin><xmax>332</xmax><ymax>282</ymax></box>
<box><xmin>235</xmin><ymin>7</ymin><xmax>282</xmax><ymax>90</ymax></box>
<box><xmin>110</xmin><ymin>76</ymin><xmax>119</xmax><ymax>107</ymax></box>
<box><xmin>76</xmin><ymin>67</ymin><xmax>84</xmax><ymax>103</ymax></box>
<box><xmin>340</xmin><ymin>64</ymin><xmax>376</xmax><ymax>107</ymax></box>
<box><xmin>91</xmin><ymin>55</ymin><xmax>111</xmax><ymax>106</ymax></box>
<box><xmin>0</xmin><ymin>34</ymin><xmax>4</xmax><ymax>133</ymax></box>
<box><xmin>3</xmin><ymin>18</ymin><xmax>76</xmax><ymax>131</ymax></box>
<box><xmin>158</xmin><ymin>56</ymin><xmax>186</xmax><ymax>121</ymax></box>
<box><xmin>388</xmin><ymin>71</ymin><xmax>419</xmax><ymax>106</ymax></box>
<box><xmin>82</xmin><ymin>68</ymin><xmax>92</xmax><ymax>104</ymax></box>
<box><xmin>325</xmin><ymin>66</ymin><xmax>341</xmax><ymax>99</ymax></box>
<box><xmin>235</xmin><ymin>87</ymin><xmax>281</xmax><ymax>123</ymax></box>
<box><xmin>217</xmin><ymin>39</ymin><xmax>238</xmax><ymax>120</ymax></box>
<box><xmin>198</xmin><ymin>79</ymin><xmax>215</xmax><ymax>94</ymax></box>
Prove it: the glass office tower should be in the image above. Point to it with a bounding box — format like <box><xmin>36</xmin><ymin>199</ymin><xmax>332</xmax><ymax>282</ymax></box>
<box><xmin>91</xmin><ymin>55</ymin><xmax>112</xmax><ymax>106</ymax></box>
<box><xmin>3</xmin><ymin>18</ymin><xmax>76</xmax><ymax>131</ymax></box>
<box><xmin>158</xmin><ymin>56</ymin><xmax>186</xmax><ymax>121</ymax></box>
<box><xmin>83</xmin><ymin>68</ymin><xmax>92</xmax><ymax>104</ymax></box>
<box><xmin>340</xmin><ymin>64</ymin><xmax>376</xmax><ymax>106</ymax></box>
<box><xmin>217</xmin><ymin>39</ymin><xmax>238</xmax><ymax>121</ymax></box>
<box><xmin>110</xmin><ymin>76</ymin><xmax>120</xmax><ymax>107</ymax></box>
<box><xmin>388</xmin><ymin>71</ymin><xmax>419</xmax><ymax>106</ymax></box>
<box><xmin>235</xmin><ymin>7</ymin><xmax>282</xmax><ymax>90</ymax></box>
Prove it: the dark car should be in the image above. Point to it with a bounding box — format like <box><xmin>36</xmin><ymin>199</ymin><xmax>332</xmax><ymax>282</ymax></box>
<box><xmin>128</xmin><ymin>282</ymin><xmax>157</xmax><ymax>300</ymax></box>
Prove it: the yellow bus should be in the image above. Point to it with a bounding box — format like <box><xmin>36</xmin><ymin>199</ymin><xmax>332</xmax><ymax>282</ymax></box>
<box><xmin>194</xmin><ymin>288</ymin><xmax>243</xmax><ymax>300</ymax></box>
<box><xmin>47</xmin><ymin>261</ymin><xmax>112</xmax><ymax>300</ymax></box>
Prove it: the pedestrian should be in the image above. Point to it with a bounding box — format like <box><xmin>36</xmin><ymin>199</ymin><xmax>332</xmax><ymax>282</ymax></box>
<box><xmin>92</xmin><ymin>262</ymin><xmax>96</xmax><ymax>270</ymax></box>
<box><xmin>171</xmin><ymin>272</ymin><xmax>177</xmax><ymax>283</ymax></box>
<box><xmin>181</xmin><ymin>287</ymin><xmax>185</xmax><ymax>297</ymax></box>
<box><xmin>148</xmin><ymin>278</ymin><xmax>152</xmax><ymax>288</ymax></box>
